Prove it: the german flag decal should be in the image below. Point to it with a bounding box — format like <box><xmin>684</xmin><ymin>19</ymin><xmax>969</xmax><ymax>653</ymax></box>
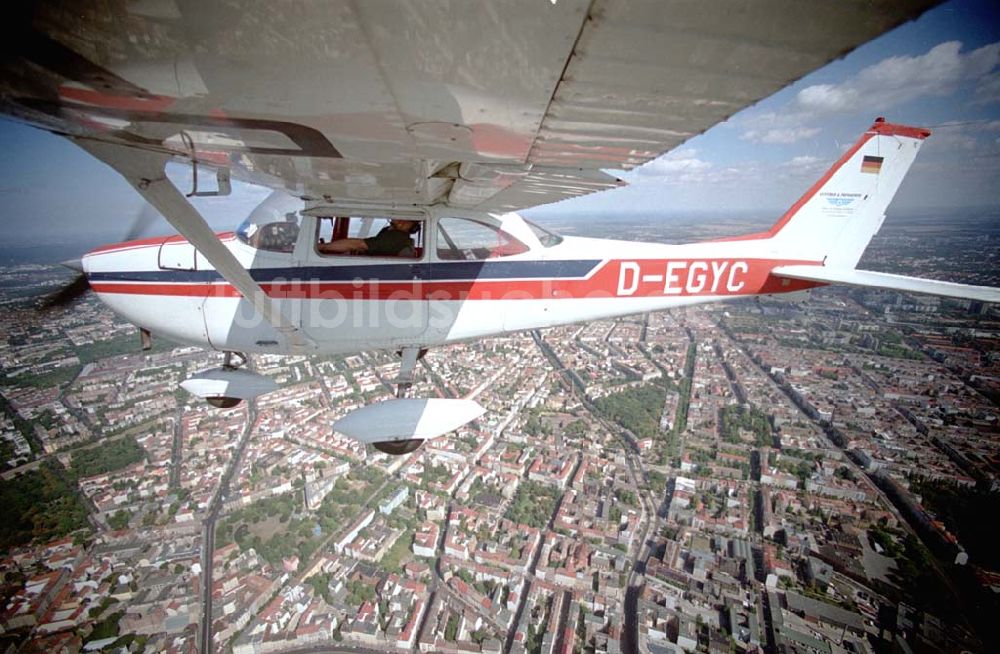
<box><xmin>861</xmin><ymin>155</ymin><xmax>883</xmax><ymax>174</ymax></box>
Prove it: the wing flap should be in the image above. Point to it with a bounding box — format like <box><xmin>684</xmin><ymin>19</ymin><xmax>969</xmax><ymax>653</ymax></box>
<box><xmin>772</xmin><ymin>266</ymin><xmax>1000</xmax><ymax>303</ymax></box>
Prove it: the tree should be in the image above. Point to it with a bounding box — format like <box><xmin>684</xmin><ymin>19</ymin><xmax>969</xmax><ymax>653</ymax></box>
<box><xmin>445</xmin><ymin>613</ymin><xmax>459</xmax><ymax>641</ymax></box>
<box><xmin>617</xmin><ymin>489</ymin><xmax>638</xmax><ymax>506</ymax></box>
<box><xmin>593</xmin><ymin>384</ymin><xmax>667</xmax><ymax>440</ymax></box>
<box><xmin>504</xmin><ymin>480</ymin><xmax>560</xmax><ymax>529</ymax></box>
<box><xmin>307</xmin><ymin>572</ymin><xmax>333</xmax><ymax>603</ymax></box>
<box><xmin>0</xmin><ymin>462</ymin><xmax>89</xmax><ymax>549</ymax></box>
<box><xmin>108</xmin><ymin>510</ymin><xmax>130</xmax><ymax>530</ymax></box>
<box><xmin>69</xmin><ymin>437</ymin><xmax>145</xmax><ymax>480</ymax></box>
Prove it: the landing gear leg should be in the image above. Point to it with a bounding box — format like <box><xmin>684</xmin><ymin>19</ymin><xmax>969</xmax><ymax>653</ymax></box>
<box><xmin>180</xmin><ymin>352</ymin><xmax>277</xmax><ymax>409</ymax></box>
<box><xmin>204</xmin><ymin>351</ymin><xmax>250</xmax><ymax>408</ymax></box>
<box><xmin>370</xmin><ymin>347</ymin><xmax>428</xmax><ymax>455</ymax></box>
<box><xmin>394</xmin><ymin>347</ymin><xmax>426</xmax><ymax>398</ymax></box>
<box><xmin>222</xmin><ymin>351</ymin><xmax>248</xmax><ymax>371</ymax></box>
<box><xmin>337</xmin><ymin>345</ymin><xmax>484</xmax><ymax>457</ymax></box>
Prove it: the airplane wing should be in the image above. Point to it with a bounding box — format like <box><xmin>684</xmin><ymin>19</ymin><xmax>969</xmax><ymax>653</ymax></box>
<box><xmin>0</xmin><ymin>0</ymin><xmax>939</xmax><ymax>213</ymax></box>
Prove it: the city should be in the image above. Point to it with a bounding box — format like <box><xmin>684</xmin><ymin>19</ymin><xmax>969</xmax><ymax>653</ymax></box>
<box><xmin>0</xmin><ymin>211</ymin><xmax>998</xmax><ymax>653</ymax></box>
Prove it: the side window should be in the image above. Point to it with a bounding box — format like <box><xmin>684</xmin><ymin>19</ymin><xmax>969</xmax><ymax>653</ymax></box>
<box><xmin>315</xmin><ymin>216</ymin><xmax>423</xmax><ymax>258</ymax></box>
<box><xmin>316</xmin><ymin>217</ymin><xmax>336</xmax><ymax>244</ymax></box>
<box><xmin>436</xmin><ymin>217</ymin><xmax>529</xmax><ymax>260</ymax></box>
<box><xmin>316</xmin><ymin>216</ymin><xmax>378</xmax><ymax>244</ymax></box>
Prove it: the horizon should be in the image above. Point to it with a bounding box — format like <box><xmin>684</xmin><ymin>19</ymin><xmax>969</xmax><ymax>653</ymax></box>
<box><xmin>1</xmin><ymin>205</ymin><xmax>996</xmax><ymax>268</ymax></box>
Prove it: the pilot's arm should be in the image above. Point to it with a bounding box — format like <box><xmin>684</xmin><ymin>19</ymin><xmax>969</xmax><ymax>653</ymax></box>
<box><xmin>318</xmin><ymin>221</ymin><xmax>415</xmax><ymax>256</ymax></box>
<box><xmin>318</xmin><ymin>238</ymin><xmax>368</xmax><ymax>254</ymax></box>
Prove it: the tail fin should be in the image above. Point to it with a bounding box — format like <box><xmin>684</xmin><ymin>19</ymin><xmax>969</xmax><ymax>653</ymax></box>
<box><xmin>765</xmin><ymin>119</ymin><xmax>999</xmax><ymax>304</ymax></box>
<box><xmin>768</xmin><ymin>118</ymin><xmax>930</xmax><ymax>268</ymax></box>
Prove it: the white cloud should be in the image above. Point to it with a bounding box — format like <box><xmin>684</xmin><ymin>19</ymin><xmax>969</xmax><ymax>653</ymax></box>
<box><xmin>628</xmin><ymin>147</ymin><xmax>826</xmax><ymax>187</ymax></box>
<box><xmin>738</xmin><ymin>40</ymin><xmax>1000</xmax><ymax>143</ymax></box>
<box><xmin>788</xmin><ymin>155</ymin><xmax>821</xmax><ymax>167</ymax></box>
<box><xmin>974</xmin><ymin>72</ymin><xmax>1000</xmax><ymax>104</ymax></box>
<box><xmin>919</xmin><ymin>120</ymin><xmax>1000</xmax><ymax>159</ymax></box>
<box><xmin>740</xmin><ymin>126</ymin><xmax>821</xmax><ymax>144</ymax></box>
<box><xmin>927</xmin><ymin>130</ymin><xmax>980</xmax><ymax>151</ymax></box>
<box><xmin>794</xmin><ymin>41</ymin><xmax>999</xmax><ymax>113</ymax></box>
<box><xmin>627</xmin><ymin>147</ymin><xmax>713</xmax><ymax>182</ymax></box>
<box><xmin>793</xmin><ymin>84</ymin><xmax>858</xmax><ymax>113</ymax></box>
<box><xmin>634</xmin><ymin>157</ymin><xmax>711</xmax><ymax>176</ymax></box>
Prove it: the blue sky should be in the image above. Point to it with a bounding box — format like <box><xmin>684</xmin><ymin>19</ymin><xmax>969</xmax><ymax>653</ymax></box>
<box><xmin>1</xmin><ymin>0</ymin><xmax>998</xmax><ymax>246</ymax></box>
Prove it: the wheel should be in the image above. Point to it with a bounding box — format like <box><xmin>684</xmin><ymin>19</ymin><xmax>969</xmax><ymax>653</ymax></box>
<box><xmin>207</xmin><ymin>396</ymin><xmax>242</xmax><ymax>409</ymax></box>
<box><xmin>372</xmin><ymin>439</ymin><xmax>424</xmax><ymax>455</ymax></box>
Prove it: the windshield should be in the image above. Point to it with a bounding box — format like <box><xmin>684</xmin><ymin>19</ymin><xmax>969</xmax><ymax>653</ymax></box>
<box><xmin>235</xmin><ymin>192</ymin><xmax>304</xmax><ymax>253</ymax></box>
<box><xmin>523</xmin><ymin>219</ymin><xmax>563</xmax><ymax>247</ymax></box>
<box><xmin>236</xmin><ymin>213</ymin><xmax>301</xmax><ymax>253</ymax></box>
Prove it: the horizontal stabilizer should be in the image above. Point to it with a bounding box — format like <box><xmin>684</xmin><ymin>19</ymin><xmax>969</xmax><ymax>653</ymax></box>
<box><xmin>772</xmin><ymin>266</ymin><xmax>1000</xmax><ymax>303</ymax></box>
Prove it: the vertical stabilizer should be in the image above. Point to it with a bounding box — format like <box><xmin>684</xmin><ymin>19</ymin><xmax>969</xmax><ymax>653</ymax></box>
<box><xmin>767</xmin><ymin>119</ymin><xmax>930</xmax><ymax>268</ymax></box>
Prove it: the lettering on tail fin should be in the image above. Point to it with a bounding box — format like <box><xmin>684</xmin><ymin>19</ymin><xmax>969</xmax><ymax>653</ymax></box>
<box><xmin>820</xmin><ymin>192</ymin><xmax>863</xmax><ymax>218</ymax></box>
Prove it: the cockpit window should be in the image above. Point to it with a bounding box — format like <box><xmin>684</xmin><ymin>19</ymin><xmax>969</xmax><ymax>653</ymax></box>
<box><xmin>523</xmin><ymin>219</ymin><xmax>563</xmax><ymax>247</ymax></box>
<box><xmin>236</xmin><ymin>212</ymin><xmax>301</xmax><ymax>253</ymax></box>
<box><xmin>436</xmin><ymin>217</ymin><xmax>529</xmax><ymax>260</ymax></box>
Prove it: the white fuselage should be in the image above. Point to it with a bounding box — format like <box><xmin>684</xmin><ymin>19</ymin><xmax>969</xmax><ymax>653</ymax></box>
<box><xmin>82</xmin><ymin>210</ymin><xmax>820</xmax><ymax>355</ymax></box>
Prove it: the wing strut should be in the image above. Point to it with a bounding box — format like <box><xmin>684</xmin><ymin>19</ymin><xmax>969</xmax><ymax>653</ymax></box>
<box><xmin>75</xmin><ymin>139</ymin><xmax>315</xmax><ymax>351</ymax></box>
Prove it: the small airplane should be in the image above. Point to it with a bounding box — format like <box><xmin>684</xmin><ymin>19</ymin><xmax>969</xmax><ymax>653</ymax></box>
<box><xmin>3</xmin><ymin>1</ymin><xmax>987</xmax><ymax>454</ymax></box>
<box><xmin>63</xmin><ymin>118</ymin><xmax>999</xmax><ymax>454</ymax></box>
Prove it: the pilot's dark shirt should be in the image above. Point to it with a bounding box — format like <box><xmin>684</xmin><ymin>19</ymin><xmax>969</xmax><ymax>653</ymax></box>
<box><xmin>364</xmin><ymin>227</ymin><xmax>413</xmax><ymax>256</ymax></box>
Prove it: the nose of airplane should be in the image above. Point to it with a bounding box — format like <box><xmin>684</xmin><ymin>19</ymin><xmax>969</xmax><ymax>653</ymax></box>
<box><xmin>41</xmin><ymin>259</ymin><xmax>90</xmax><ymax>310</ymax></box>
<box><xmin>59</xmin><ymin>258</ymin><xmax>84</xmax><ymax>273</ymax></box>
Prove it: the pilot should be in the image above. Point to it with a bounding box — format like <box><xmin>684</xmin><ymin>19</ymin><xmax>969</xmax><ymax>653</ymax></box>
<box><xmin>318</xmin><ymin>219</ymin><xmax>419</xmax><ymax>256</ymax></box>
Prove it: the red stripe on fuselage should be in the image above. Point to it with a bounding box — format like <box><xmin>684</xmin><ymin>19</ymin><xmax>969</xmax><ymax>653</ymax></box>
<box><xmin>87</xmin><ymin>232</ymin><xmax>236</xmax><ymax>256</ymax></box>
<box><xmin>90</xmin><ymin>258</ymin><xmax>823</xmax><ymax>300</ymax></box>
<box><xmin>88</xmin><ymin>235</ymin><xmax>167</xmax><ymax>255</ymax></box>
<box><xmin>90</xmin><ymin>282</ymin><xmax>238</xmax><ymax>297</ymax></box>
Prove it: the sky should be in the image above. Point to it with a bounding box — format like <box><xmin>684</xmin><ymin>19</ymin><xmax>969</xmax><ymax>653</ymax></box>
<box><xmin>1</xmin><ymin>0</ymin><xmax>998</xmax><ymax>247</ymax></box>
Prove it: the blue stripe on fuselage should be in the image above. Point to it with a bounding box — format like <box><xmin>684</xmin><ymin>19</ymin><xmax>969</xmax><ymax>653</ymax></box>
<box><xmin>88</xmin><ymin>259</ymin><xmax>602</xmax><ymax>284</ymax></box>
